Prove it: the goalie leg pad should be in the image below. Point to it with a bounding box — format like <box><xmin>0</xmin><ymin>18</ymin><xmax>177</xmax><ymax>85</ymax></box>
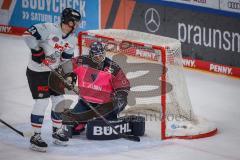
<box><xmin>86</xmin><ymin>115</ymin><xmax>145</xmax><ymax>140</ymax></box>
<box><xmin>124</xmin><ymin>115</ymin><xmax>145</xmax><ymax>137</ymax></box>
<box><xmin>62</xmin><ymin>101</ymin><xmax>114</xmax><ymax>125</ymax></box>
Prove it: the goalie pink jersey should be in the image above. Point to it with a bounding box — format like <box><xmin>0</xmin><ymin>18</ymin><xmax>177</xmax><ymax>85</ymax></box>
<box><xmin>72</xmin><ymin>56</ymin><xmax>130</xmax><ymax>104</ymax></box>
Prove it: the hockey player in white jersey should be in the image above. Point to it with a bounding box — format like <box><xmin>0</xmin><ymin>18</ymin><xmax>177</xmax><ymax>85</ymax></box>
<box><xmin>23</xmin><ymin>8</ymin><xmax>81</xmax><ymax>152</ymax></box>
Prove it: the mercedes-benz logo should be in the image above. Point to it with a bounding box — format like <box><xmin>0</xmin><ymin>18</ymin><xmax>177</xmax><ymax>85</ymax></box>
<box><xmin>145</xmin><ymin>8</ymin><xmax>160</xmax><ymax>33</ymax></box>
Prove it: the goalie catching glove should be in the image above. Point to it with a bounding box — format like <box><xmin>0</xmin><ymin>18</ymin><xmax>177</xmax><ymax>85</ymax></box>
<box><xmin>48</xmin><ymin>60</ymin><xmax>77</xmax><ymax>94</ymax></box>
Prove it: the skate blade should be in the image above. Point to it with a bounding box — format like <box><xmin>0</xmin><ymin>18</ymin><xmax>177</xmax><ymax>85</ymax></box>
<box><xmin>30</xmin><ymin>144</ymin><xmax>47</xmax><ymax>152</ymax></box>
<box><xmin>52</xmin><ymin>139</ymin><xmax>68</xmax><ymax>146</ymax></box>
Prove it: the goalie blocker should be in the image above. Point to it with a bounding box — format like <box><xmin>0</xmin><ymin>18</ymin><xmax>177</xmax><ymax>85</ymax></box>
<box><xmin>65</xmin><ymin>115</ymin><xmax>145</xmax><ymax>140</ymax></box>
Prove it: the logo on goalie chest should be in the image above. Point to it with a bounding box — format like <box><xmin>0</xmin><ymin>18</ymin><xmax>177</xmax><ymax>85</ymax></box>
<box><xmin>89</xmin><ymin>84</ymin><xmax>102</xmax><ymax>91</ymax></box>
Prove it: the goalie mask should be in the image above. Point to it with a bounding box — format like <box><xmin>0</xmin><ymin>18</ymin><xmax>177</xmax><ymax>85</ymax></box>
<box><xmin>89</xmin><ymin>42</ymin><xmax>106</xmax><ymax>65</ymax></box>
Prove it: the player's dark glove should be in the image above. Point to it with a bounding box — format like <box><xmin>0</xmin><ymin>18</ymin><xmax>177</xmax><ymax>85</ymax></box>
<box><xmin>112</xmin><ymin>90</ymin><xmax>128</xmax><ymax>114</ymax></box>
<box><xmin>31</xmin><ymin>47</ymin><xmax>45</xmax><ymax>64</ymax></box>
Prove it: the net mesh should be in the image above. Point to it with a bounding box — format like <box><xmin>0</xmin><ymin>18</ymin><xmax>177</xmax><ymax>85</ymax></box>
<box><xmin>80</xmin><ymin>29</ymin><xmax>194</xmax><ymax>122</ymax></box>
<box><xmin>79</xmin><ymin>29</ymin><xmax>217</xmax><ymax>139</ymax></box>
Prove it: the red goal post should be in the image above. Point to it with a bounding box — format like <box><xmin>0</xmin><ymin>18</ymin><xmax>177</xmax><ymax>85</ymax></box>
<box><xmin>78</xmin><ymin>29</ymin><xmax>217</xmax><ymax>140</ymax></box>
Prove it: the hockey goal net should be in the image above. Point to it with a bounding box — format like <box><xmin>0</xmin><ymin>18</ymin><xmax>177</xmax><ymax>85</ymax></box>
<box><xmin>78</xmin><ymin>29</ymin><xmax>217</xmax><ymax>140</ymax></box>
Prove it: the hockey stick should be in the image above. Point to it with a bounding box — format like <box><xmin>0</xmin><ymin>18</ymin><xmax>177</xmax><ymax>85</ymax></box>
<box><xmin>46</xmin><ymin>63</ymin><xmax>140</xmax><ymax>142</ymax></box>
<box><xmin>0</xmin><ymin>118</ymin><xmax>33</xmax><ymax>138</ymax></box>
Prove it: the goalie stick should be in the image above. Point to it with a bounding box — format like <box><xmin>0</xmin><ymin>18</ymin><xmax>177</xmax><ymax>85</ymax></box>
<box><xmin>46</xmin><ymin>62</ymin><xmax>140</xmax><ymax>142</ymax></box>
<box><xmin>0</xmin><ymin>118</ymin><xmax>33</xmax><ymax>138</ymax></box>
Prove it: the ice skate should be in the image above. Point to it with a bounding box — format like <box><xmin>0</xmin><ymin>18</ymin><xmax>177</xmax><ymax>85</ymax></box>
<box><xmin>30</xmin><ymin>133</ymin><xmax>48</xmax><ymax>152</ymax></box>
<box><xmin>52</xmin><ymin>127</ymin><xmax>69</xmax><ymax>146</ymax></box>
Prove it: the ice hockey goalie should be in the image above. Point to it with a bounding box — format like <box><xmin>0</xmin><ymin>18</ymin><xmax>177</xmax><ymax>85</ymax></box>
<box><xmin>48</xmin><ymin>42</ymin><xmax>145</xmax><ymax>140</ymax></box>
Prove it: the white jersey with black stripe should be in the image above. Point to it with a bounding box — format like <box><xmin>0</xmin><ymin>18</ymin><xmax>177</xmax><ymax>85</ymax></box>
<box><xmin>24</xmin><ymin>23</ymin><xmax>77</xmax><ymax>72</ymax></box>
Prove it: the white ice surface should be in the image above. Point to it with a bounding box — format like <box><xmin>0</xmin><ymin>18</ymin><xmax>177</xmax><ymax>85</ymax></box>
<box><xmin>0</xmin><ymin>34</ymin><xmax>240</xmax><ymax>160</ymax></box>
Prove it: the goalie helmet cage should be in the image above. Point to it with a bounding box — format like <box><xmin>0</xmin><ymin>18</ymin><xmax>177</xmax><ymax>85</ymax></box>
<box><xmin>78</xmin><ymin>29</ymin><xmax>217</xmax><ymax>140</ymax></box>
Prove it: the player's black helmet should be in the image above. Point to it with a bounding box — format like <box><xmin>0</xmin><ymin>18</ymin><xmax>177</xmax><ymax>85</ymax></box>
<box><xmin>89</xmin><ymin>42</ymin><xmax>106</xmax><ymax>64</ymax></box>
<box><xmin>61</xmin><ymin>8</ymin><xmax>81</xmax><ymax>24</ymax></box>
